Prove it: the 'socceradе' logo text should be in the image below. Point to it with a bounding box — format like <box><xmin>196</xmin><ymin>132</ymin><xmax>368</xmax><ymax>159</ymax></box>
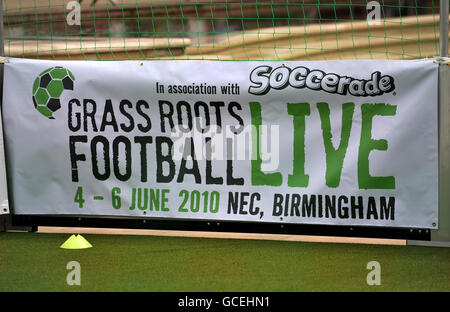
<box><xmin>248</xmin><ymin>65</ymin><xmax>395</xmax><ymax>97</ymax></box>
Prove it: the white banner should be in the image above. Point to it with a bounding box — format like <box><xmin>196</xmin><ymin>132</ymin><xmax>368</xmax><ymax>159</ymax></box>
<box><xmin>2</xmin><ymin>57</ymin><xmax>438</xmax><ymax>229</ymax></box>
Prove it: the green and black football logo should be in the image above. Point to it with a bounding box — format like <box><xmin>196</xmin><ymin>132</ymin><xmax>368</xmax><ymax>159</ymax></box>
<box><xmin>32</xmin><ymin>66</ymin><xmax>75</xmax><ymax>119</ymax></box>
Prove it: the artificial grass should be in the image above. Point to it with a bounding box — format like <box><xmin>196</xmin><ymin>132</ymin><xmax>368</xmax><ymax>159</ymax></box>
<box><xmin>0</xmin><ymin>232</ymin><xmax>449</xmax><ymax>292</ymax></box>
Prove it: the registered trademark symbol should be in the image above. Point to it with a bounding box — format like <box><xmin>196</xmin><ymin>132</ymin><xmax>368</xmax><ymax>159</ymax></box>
<box><xmin>393</xmin><ymin>92</ymin><xmax>396</xmax><ymax>96</ymax></box>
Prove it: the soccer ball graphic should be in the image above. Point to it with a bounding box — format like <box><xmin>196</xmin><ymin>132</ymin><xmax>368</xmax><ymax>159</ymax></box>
<box><xmin>32</xmin><ymin>66</ymin><xmax>75</xmax><ymax>119</ymax></box>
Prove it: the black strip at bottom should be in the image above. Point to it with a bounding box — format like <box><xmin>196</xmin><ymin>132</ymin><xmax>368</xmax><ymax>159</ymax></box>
<box><xmin>11</xmin><ymin>215</ymin><xmax>431</xmax><ymax>241</ymax></box>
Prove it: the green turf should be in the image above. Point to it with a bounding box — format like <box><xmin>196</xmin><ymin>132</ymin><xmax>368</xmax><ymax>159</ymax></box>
<box><xmin>0</xmin><ymin>232</ymin><xmax>449</xmax><ymax>292</ymax></box>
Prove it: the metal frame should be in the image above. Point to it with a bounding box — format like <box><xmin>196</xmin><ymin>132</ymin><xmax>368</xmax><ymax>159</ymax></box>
<box><xmin>407</xmin><ymin>1</ymin><xmax>450</xmax><ymax>247</ymax></box>
<box><xmin>0</xmin><ymin>0</ymin><xmax>32</xmax><ymax>232</ymax></box>
<box><xmin>0</xmin><ymin>0</ymin><xmax>10</xmax><ymax>232</ymax></box>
